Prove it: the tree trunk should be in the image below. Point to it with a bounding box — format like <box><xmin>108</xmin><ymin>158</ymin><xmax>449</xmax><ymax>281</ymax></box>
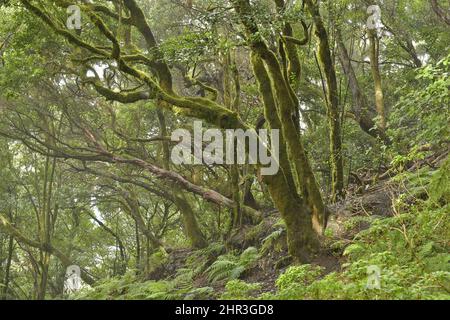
<box><xmin>264</xmin><ymin>171</ymin><xmax>319</xmax><ymax>263</ymax></box>
<box><xmin>1</xmin><ymin>235</ymin><xmax>14</xmax><ymax>300</ymax></box>
<box><xmin>336</xmin><ymin>30</ymin><xmax>390</xmax><ymax>144</ymax></box>
<box><xmin>430</xmin><ymin>0</ymin><xmax>450</xmax><ymax>25</ymax></box>
<box><xmin>37</xmin><ymin>252</ymin><xmax>50</xmax><ymax>300</ymax></box>
<box><xmin>88</xmin><ymin>212</ymin><xmax>127</xmax><ymax>275</ymax></box>
<box><xmin>252</xmin><ymin>53</ymin><xmax>320</xmax><ymax>262</ymax></box>
<box><xmin>156</xmin><ymin>108</ymin><xmax>207</xmax><ymax>248</ymax></box>
<box><xmin>368</xmin><ymin>29</ymin><xmax>386</xmax><ymax>130</ymax></box>
<box><xmin>306</xmin><ymin>0</ymin><xmax>345</xmax><ymax>203</ymax></box>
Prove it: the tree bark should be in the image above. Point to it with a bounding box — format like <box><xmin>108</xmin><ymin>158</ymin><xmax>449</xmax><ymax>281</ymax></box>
<box><xmin>233</xmin><ymin>0</ymin><xmax>328</xmax><ymax>240</ymax></box>
<box><xmin>306</xmin><ymin>0</ymin><xmax>345</xmax><ymax>202</ymax></box>
<box><xmin>430</xmin><ymin>0</ymin><xmax>450</xmax><ymax>26</ymax></box>
<box><xmin>336</xmin><ymin>30</ymin><xmax>390</xmax><ymax>144</ymax></box>
<box><xmin>368</xmin><ymin>29</ymin><xmax>386</xmax><ymax>130</ymax></box>
<box><xmin>252</xmin><ymin>53</ymin><xmax>320</xmax><ymax>262</ymax></box>
<box><xmin>156</xmin><ymin>108</ymin><xmax>207</xmax><ymax>249</ymax></box>
<box><xmin>1</xmin><ymin>235</ymin><xmax>14</xmax><ymax>300</ymax></box>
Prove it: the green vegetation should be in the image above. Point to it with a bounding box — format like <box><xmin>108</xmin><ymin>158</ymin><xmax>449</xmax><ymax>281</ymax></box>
<box><xmin>0</xmin><ymin>0</ymin><xmax>448</xmax><ymax>300</ymax></box>
<box><xmin>71</xmin><ymin>163</ymin><xmax>449</xmax><ymax>300</ymax></box>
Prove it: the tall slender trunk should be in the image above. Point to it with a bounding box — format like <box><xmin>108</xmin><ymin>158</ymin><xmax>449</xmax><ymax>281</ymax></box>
<box><xmin>37</xmin><ymin>152</ymin><xmax>56</xmax><ymax>300</ymax></box>
<box><xmin>156</xmin><ymin>108</ymin><xmax>207</xmax><ymax>248</ymax></box>
<box><xmin>232</xmin><ymin>3</ymin><xmax>329</xmax><ymax>266</ymax></box>
<box><xmin>252</xmin><ymin>53</ymin><xmax>320</xmax><ymax>262</ymax></box>
<box><xmin>135</xmin><ymin>220</ymin><xmax>142</xmax><ymax>272</ymax></box>
<box><xmin>368</xmin><ymin>29</ymin><xmax>386</xmax><ymax>130</ymax></box>
<box><xmin>223</xmin><ymin>50</ymin><xmax>247</xmax><ymax>229</ymax></box>
<box><xmin>1</xmin><ymin>235</ymin><xmax>14</xmax><ymax>300</ymax></box>
<box><xmin>306</xmin><ymin>0</ymin><xmax>344</xmax><ymax>203</ymax></box>
<box><xmin>430</xmin><ymin>0</ymin><xmax>450</xmax><ymax>26</ymax></box>
<box><xmin>37</xmin><ymin>253</ymin><xmax>50</xmax><ymax>300</ymax></box>
<box><xmin>336</xmin><ymin>30</ymin><xmax>390</xmax><ymax>144</ymax></box>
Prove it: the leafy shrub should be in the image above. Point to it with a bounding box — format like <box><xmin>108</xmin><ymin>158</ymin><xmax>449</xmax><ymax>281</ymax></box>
<box><xmin>429</xmin><ymin>155</ymin><xmax>450</xmax><ymax>203</ymax></box>
<box><xmin>263</xmin><ymin>166</ymin><xmax>449</xmax><ymax>300</ymax></box>
<box><xmin>389</xmin><ymin>54</ymin><xmax>450</xmax><ymax>152</ymax></box>
<box><xmin>259</xmin><ymin>265</ymin><xmax>324</xmax><ymax>300</ymax></box>
<box><xmin>221</xmin><ymin>280</ymin><xmax>262</xmax><ymax>300</ymax></box>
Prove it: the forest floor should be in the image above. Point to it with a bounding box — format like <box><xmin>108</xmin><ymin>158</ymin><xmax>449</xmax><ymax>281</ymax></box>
<box><xmin>171</xmin><ymin>147</ymin><xmax>448</xmax><ymax>297</ymax></box>
<box><xmin>180</xmin><ymin>178</ymin><xmax>404</xmax><ymax>296</ymax></box>
<box><xmin>77</xmin><ymin>147</ymin><xmax>449</xmax><ymax>300</ymax></box>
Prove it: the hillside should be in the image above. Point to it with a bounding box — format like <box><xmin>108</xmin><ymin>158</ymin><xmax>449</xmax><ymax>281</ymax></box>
<box><xmin>76</xmin><ymin>150</ymin><xmax>449</xmax><ymax>300</ymax></box>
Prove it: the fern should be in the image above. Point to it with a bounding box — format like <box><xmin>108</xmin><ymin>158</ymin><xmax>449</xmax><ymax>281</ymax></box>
<box><xmin>184</xmin><ymin>287</ymin><xmax>214</xmax><ymax>300</ymax></box>
<box><xmin>429</xmin><ymin>155</ymin><xmax>450</xmax><ymax>203</ymax></box>
<box><xmin>174</xmin><ymin>268</ymin><xmax>194</xmax><ymax>284</ymax></box>
<box><xmin>240</xmin><ymin>247</ymin><xmax>259</xmax><ymax>265</ymax></box>
<box><xmin>206</xmin><ymin>259</ymin><xmax>239</xmax><ymax>282</ymax></box>
<box><xmin>186</xmin><ymin>242</ymin><xmax>225</xmax><ymax>276</ymax></box>
<box><xmin>206</xmin><ymin>247</ymin><xmax>260</xmax><ymax>283</ymax></box>
<box><xmin>261</xmin><ymin>229</ymin><xmax>284</xmax><ymax>255</ymax></box>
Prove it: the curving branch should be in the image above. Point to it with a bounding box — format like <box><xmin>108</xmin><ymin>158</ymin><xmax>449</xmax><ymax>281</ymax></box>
<box><xmin>430</xmin><ymin>0</ymin><xmax>450</xmax><ymax>26</ymax></box>
<box><xmin>282</xmin><ymin>20</ymin><xmax>310</xmax><ymax>46</ymax></box>
<box><xmin>21</xmin><ymin>0</ymin><xmax>247</xmax><ymax>130</ymax></box>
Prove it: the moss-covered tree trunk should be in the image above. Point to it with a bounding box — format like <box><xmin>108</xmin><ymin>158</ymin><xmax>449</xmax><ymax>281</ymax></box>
<box><xmin>231</xmin><ymin>1</ymin><xmax>328</xmax><ymax>263</ymax></box>
<box><xmin>1</xmin><ymin>234</ymin><xmax>14</xmax><ymax>299</ymax></box>
<box><xmin>174</xmin><ymin>192</ymin><xmax>208</xmax><ymax>249</ymax></box>
<box><xmin>336</xmin><ymin>30</ymin><xmax>390</xmax><ymax>144</ymax></box>
<box><xmin>368</xmin><ymin>28</ymin><xmax>386</xmax><ymax>130</ymax></box>
<box><xmin>252</xmin><ymin>53</ymin><xmax>320</xmax><ymax>262</ymax></box>
<box><xmin>306</xmin><ymin>0</ymin><xmax>344</xmax><ymax>203</ymax></box>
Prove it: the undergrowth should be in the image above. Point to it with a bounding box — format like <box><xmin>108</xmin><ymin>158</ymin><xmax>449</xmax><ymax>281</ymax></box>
<box><xmin>75</xmin><ymin>159</ymin><xmax>450</xmax><ymax>300</ymax></box>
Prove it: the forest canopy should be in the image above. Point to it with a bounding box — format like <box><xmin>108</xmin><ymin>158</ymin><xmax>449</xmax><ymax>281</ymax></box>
<box><xmin>0</xmin><ymin>0</ymin><xmax>448</xmax><ymax>301</ymax></box>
